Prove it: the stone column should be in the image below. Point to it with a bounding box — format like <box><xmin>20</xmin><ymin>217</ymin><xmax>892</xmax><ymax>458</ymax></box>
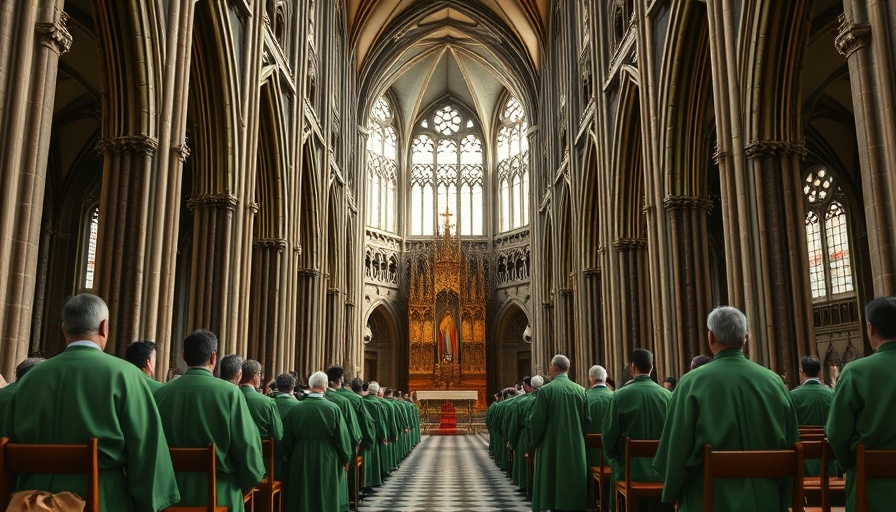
<box><xmin>250</xmin><ymin>238</ymin><xmax>286</xmax><ymax>378</ymax></box>
<box><xmin>0</xmin><ymin>3</ymin><xmax>70</xmax><ymax>376</ymax></box>
<box><xmin>613</xmin><ymin>238</ymin><xmax>651</xmax><ymax>362</ymax></box>
<box><xmin>324</xmin><ymin>286</ymin><xmax>343</xmax><ymax>366</ymax></box>
<box><xmin>664</xmin><ymin>195</ymin><xmax>714</xmax><ymax>374</ymax></box>
<box><xmin>555</xmin><ymin>288</ymin><xmax>578</xmax><ymax>379</ymax></box>
<box><xmin>836</xmin><ymin>6</ymin><xmax>896</xmax><ymax>295</ymax></box>
<box><xmin>294</xmin><ymin>269</ymin><xmax>322</xmax><ymax>376</ymax></box>
<box><xmin>581</xmin><ymin>267</ymin><xmax>605</xmax><ymax>367</ymax></box>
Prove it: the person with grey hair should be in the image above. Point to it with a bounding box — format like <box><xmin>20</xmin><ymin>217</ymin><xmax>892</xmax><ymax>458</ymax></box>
<box><xmin>527</xmin><ymin>354</ymin><xmax>590</xmax><ymax>511</ymax></box>
<box><xmin>585</xmin><ymin>364</ymin><xmax>614</xmax><ymax>506</ymax></box>
<box><xmin>155</xmin><ymin>329</ymin><xmax>265</xmax><ymax>510</ymax></box>
<box><xmin>238</xmin><ymin>359</ymin><xmax>283</xmax><ymax>441</ymax></box>
<box><xmin>2</xmin><ymin>293</ymin><xmax>180</xmax><ymax>510</ymax></box>
<box><xmin>219</xmin><ymin>353</ymin><xmax>243</xmax><ymax>384</ymax></box>
<box><xmin>282</xmin><ymin>370</ymin><xmax>353</xmax><ymax>512</ymax></box>
<box><xmin>653</xmin><ymin>306</ymin><xmax>798</xmax><ymax>511</ymax></box>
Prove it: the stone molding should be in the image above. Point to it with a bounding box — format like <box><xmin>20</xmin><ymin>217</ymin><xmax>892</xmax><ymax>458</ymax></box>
<box><xmin>835</xmin><ymin>18</ymin><xmax>871</xmax><ymax>58</ymax></box>
<box><xmin>253</xmin><ymin>238</ymin><xmax>287</xmax><ymax>251</ymax></box>
<box><xmin>187</xmin><ymin>193</ymin><xmax>239</xmax><ymax>211</ymax></box>
<box><xmin>95</xmin><ymin>135</ymin><xmax>159</xmax><ymax>156</ymax></box>
<box><xmin>172</xmin><ymin>144</ymin><xmax>191</xmax><ymax>161</ymax></box>
<box><xmin>613</xmin><ymin>237</ymin><xmax>648</xmax><ymax>251</ymax></box>
<box><xmin>744</xmin><ymin>139</ymin><xmax>806</xmax><ymax>160</ymax></box>
<box><xmin>35</xmin><ymin>12</ymin><xmax>72</xmax><ymax>55</ymax></box>
<box><xmin>663</xmin><ymin>195</ymin><xmax>714</xmax><ymax>213</ymax></box>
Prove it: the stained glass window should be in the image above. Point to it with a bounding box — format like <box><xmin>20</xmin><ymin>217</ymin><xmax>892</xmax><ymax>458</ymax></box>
<box><xmin>366</xmin><ymin>98</ymin><xmax>398</xmax><ymax>232</ymax></box>
<box><xmin>497</xmin><ymin>97</ymin><xmax>529</xmax><ymax>232</ymax></box>
<box><xmin>803</xmin><ymin>167</ymin><xmax>853</xmax><ymax>300</ymax></box>
<box><xmin>409</xmin><ymin>104</ymin><xmax>483</xmax><ymax>236</ymax></box>
<box><xmin>84</xmin><ymin>206</ymin><xmax>99</xmax><ymax>289</ymax></box>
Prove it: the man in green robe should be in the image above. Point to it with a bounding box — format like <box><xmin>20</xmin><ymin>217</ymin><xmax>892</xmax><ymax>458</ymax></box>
<box><xmin>219</xmin><ymin>353</ymin><xmax>243</xmax><ymax>384</ymax></box>
<box><xmin>603</xmin><ymin>349</ymin><xmax>672</xmax><ymax>512</ymax></box>
<box><xmin>585</xmin><ymin>365</ymin><xmax>614</xmax><ymax>508</ymax></box>
<box><xmin>271</xmin><ymin>373</ymin><xmax>301</xmax><ymax>479</ymax></box>
<box><xmin>325</xmin><ymin>366</ymin><xmax>362</xmax><ymax>512</ymax></box>
<box><xmin>239</xmin><ymin>359</ymin><xmax>283</xmax><ymax>440</ymax></box>
<box><xmin>653</xmin><ymin>306</ymin><xmax>799</xmax><ymax>512</ymax></box>
<box><xmin>0</xmin><ymin>357</ymin><xmax>44</xmax><ymax>414</ymax></box>
<box><xmin>282</xmin><ymin>371</ymin><xmax>353</xmax><ymax>512</ymax></box>
<box><xmin>358</xmin><ymin>380</ymin><xmax>385</xmax><ymax>488</ymax></box>
<box><xmin>504</xmin><ymin>377</ymin><xmax>536</xmax><ymax>489</ymax></box>
<box><xmin>155</xmin><ymin>329</ymin><xmax>265</xmax><ymax>511</ymax></box>
<box><xmin>3</xmin><ymin>293</ymin><xmax>180</xmax><ymax>512</ymax></box>
<box><xmin>342</xmin><ymin>377</ymin><xmax>377</xmax><ymax>488</ymax></box>
<box><xmin>791</xmin><ymin>355</ymin><xmax>834</xmax><ymax>476</ymax></box>
<box><xmin>527</xmin><ymin>354</ymin><xmax>591</xmax><ymax>511</ymax></box>
<box><xmin>124</xmin><ymin>340</ymin><xmax>164</xmax><ymax>392</ymax></box>
<box><xmin>827</xmin><ymin>296</ymin><xmax>896</xmax><ymax>512</ymax></box>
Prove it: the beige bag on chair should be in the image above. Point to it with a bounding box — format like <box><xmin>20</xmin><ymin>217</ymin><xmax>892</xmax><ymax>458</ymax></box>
<box><xmin>5</xmin><ymin>491</ymin><xmax>85</xmax><ymax>512</ymax></box>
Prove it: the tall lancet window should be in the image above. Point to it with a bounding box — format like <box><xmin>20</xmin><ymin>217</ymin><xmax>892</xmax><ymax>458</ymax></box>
<box><xmin>803</xmin><ymin>166</ymin><xmax>854</xmax><ymax>300</ymax></box>
<box><xmin>366</xmin><ymin>98</ymin><xmax>398</xmax><ymax>232</ymax></box>
<box><xmin>83</xmin><ymin>206</ymin><xmax>99</xmax><ymax>289</ymax></box>
<box><xmin>410</xmin><ymin>103</ymin><xmax>483</xmax><ymax>236</ymax></box>
<box><xmin>497</xmin><ymin>97</ymin><xmax>529</xmax><ymax>232</ymax></box>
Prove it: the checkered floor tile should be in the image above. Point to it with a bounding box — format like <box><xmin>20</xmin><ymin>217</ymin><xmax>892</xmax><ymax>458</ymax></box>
<box><xmin>358</xmin><ymin>434</ymin><xmax>531</xmax><ymax>512</ymax></box>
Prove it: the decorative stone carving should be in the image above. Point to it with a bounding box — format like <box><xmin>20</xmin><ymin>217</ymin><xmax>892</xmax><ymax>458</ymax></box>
<box><xmin>835</xmin><ymin>15</ymin><xmax>871</xmax><ymax>58</ymax></box>
<box><xmin>95</xmin><ymin>135</ymin><xmax>159</xmax><ymax>156</ymax></box>
<box><xmin>663</xmin><ymin>195</ymin><xmax>714</xmax><ymax>213</ymax></box>
<box><xmin>253</xmin><ymin>238</ymin><xmax>287</xmax><ymax>251</ymax></box>
<box><xmin>35</xmin><ymin>11</ymin><xmax>72</xmax><ymax>55</ymax></box>
<box><xmin>744</xmin><ymin>139</ymin><xmax>807</xmax><ymax>159</ymax></box>
<box><xmin>186</xmin><ymin>193</ymin><xmax>239</xmax><ymax>211</ymax></box>
<box><xmin>172</xmin><ymin>143</ymin><xmax>191</xmax><ymax>161</ymax></box>
<box><xmin>613</xmin><ymin>237</ymin><xmax>647</xmax><ymax>251</ymax></box>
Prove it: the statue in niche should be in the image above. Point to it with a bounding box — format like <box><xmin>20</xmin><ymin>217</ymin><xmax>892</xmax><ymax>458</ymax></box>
<box><xmin>439</xmin><ymin>310</ymin><xmax>458</xmax><ymax>362</ymax></box>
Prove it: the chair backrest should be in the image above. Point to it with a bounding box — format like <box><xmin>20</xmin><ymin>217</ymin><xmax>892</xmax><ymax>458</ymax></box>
<box><xmin>585</xmin><ymin>433</ymin><xmax>602</xmax><ymax>450</ymax></box>
<box><xmin>702</xmin><ymin>444</ymin><xmax>804</xmax><ymax>512</ymax></box>
<box><xmin>169</xmin><ymin>444</ymin><xmax>217</xmax><ymax>511</ymax></box>
<box><xmin>623</xmin><ymin>438</ymin><xmax>661</xmax><ymax>487</ymax></box>
<box><xmin>856</xmin><ymin>444</ymin><xmax>896</xmax><ymax>512</ymax></box>
<box><xmin>0</xmin><ymin>437</ymin><xmax>100</xmax><ymax>512</ymax></box>
<box><xmin>261</xmin><ymin>438</ymin><xmax>275</xmax><ymax>481</ymax></box>
<box><xmin>799</xmin><ymin>439</ymin><xmax>836</xmax><ymax>512</ymax></box>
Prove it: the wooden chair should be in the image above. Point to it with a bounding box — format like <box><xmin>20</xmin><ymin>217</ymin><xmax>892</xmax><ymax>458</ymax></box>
<box><xmin>254</xmin><ymin>438</ymin><xmax>282</xmax><ymax>512</ymax></box>
<box><xmin>585</xmin><ymin>433</ymin><xmax>612</xmax><ymax>511</ymax></box>
<box><xmin>525</xmin><ymin>450</ymin><xmax>535</xmax><ymax>501</ymax></box>
<box><xmin>614</xmin><ymin>439</ymin><xmax>663</xmax><ymax>512</ymax></box>
<box><xmin>855</xmin><ymin>444</ymin><xmax>896</xmax><ymax>512</ymax></box>
<box><xmin>800</xmin><ymin>439</ymin><xmax>845</xmax><ymax>512</ymax></box>
<box><xmin>350</xmin><ymin>455</ymin><xmax>362</xmax><ymax>511</ymax></box>
<box><xmin>165</xmin><ymin>444</ymin><xmax>228</xmax><ymax>512</ymax></box>
<box><xmin>702</xmin><ymin>444</ymin><xmax>804</xmax><ymax>512</ymax></box>
<box><xmin>0</xmin><ymin>437</ymin><xmax>100</xmax><ymax>512</ymax></box>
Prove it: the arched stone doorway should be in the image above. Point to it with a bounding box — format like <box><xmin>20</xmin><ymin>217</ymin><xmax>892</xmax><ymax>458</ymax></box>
<box><xmin>490</xmin><ymin>301</ymin><xmax>531</xmax><ymax>397</ymax></box>
<box><xmin>364</xmin><ymin>302</ymin><xmax>404</xmax><ymax>391</ymax></box>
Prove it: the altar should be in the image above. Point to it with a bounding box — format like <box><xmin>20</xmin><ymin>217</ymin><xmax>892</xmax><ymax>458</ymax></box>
<box><xmin>415</xmin><ymin>390</ymin><xmax>479</xmax><ymax>434</ymax></box>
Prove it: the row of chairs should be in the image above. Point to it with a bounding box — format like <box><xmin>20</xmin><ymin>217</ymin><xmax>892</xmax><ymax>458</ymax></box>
<box><xmin>0</xmin><ymin>437</ymin><xmax>283</xmax><ymax>512</ymax></box>
<box><xmin>583</xmin><ymin>433</ymin><xmax>896</xmax><ymax>512</ymax></box>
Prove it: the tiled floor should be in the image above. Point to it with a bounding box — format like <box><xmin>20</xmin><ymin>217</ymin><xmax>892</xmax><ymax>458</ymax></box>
<box><xmin>358</xmin><ymin>434</ymin><xmax>531</xmax><ymax>512</ymax></box>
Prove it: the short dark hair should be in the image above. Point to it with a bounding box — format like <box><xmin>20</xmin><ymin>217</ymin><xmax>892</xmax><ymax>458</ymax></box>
<box><xmin>350</xmin><ymin>377</ymin><xmax>364</xmax><ymax>392</ymax></box>
<box><xmin>240</xmin><ymin>360</ymin><xmax>262</xmax><ymax>384</ymax></box>
<box><xmin>800</xmin><ymin>356</ymin><xmax>821</xmax><ymax>377</ymax></box>
<box><xmin>630</xmin><ymin>348</ymin><xmax>654</xmax><ymax>373</ymax></box>
<box><xmin>522</xmin><ymin>376</ymin><xmax>532</xmax><ymax>387</ymax></box>
<box><xmin>663</xmin><ymin>376</ymin><xmax>678</xmax><ymax>389</ymax></box>
<box><xmin>690</xmin><ymin>354</ymin><xmax>713</xmax><ymax>370</ymax></box>
<box><xmin>866</xmin><ymin>296</ymin><xmax>896</xmax><ymax>339</ymax></box>
<box><xmin>325</xmin><ymin>366</ymin><xmax>344</xmax><ymax>385</ymax></box>
<box><xmin>15</xmin><ymin>357</ymin><xmax>45</xmax><ymax>380</ymax></box>
<box><xmin>219</xmin><ymin>354</ymin><xmax>243</xmax><ymax>381</ymax></box>
<box><xmin>183</xmin><ymin>329</ymin><xmax>218</xmax><ymax>367</ymax></box>
<box><xmin>125</xmin><ymin>340</ymin><xmax>156</xmax><ymax>370</ymax></box>
<box><xmin>276</xmin><ymin>373</ymin><xmax>296</xmax><ymax>393</ymax></box>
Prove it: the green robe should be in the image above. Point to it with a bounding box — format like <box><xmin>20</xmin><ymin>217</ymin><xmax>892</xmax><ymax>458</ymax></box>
<box><xmin>527</xmin><ymin>374</ymin><xmax>591</xmax><ymax>511</ymax></box>
<box><xmin>826</xmin><ymin>340</ymin><xmax>896</xmax><ymax>512</ymax></box>
<box><xmin>240</xmin><ymin>385</ymin><xmax>284</xmax><ymax>441</ymax></box>
<box><xmin>3</xmin><ymin>345</ymin><xmax>180</xmax><ymax>512</ymax></box>
<box><xmin>359</xmin><ymin>394</ymin><xmax>385</xmax><ymax>487</ymax></box>
<box><xmin>506</xmin><ymin>392</ymin><xmax>536</xmax><ymax>488</ymax></box>
<box><xmin>154</xmin><ymin>368</ymin><xmax>265</xmax><ymax>511</ymax></box>
<box><xmin>272</xmin><ymin>393</ymin><xmax>301</xmax><ymax>479</ymax></box>
<box><xmin>585</xmin><ymin>384</ymin><xmax>614</xmax><ymax>467</ymax></box>
<box><xmin>653</xmin><ymin>348</ymin><xmax>799</xmax><ymax>512</ymax></box>
<box><xmin>143</xmin><ymin>373</ymin><xmax>164</xmax><ymax>393</ymax></box>
<box><xmin>282</xmin><ymin>395</ymin><xmax>353</xmax><ymax>512</ymax></box>
<box><xmin>325</xmin><ymin>388</ymin><xmax>362</xmax><ymax>512</ymax></box>
<box><xmin>336</xmin><ymin>387</ymin><xmax>377</xmax><ymax>487</ymax></box>
<box><xmin>603</xmin><ymin>375</ymin><xmax>671</xmax><ymax>511</ymax></box>
<box><xmin>790</xmin><ymin>379</ymin><xmax>834</xmax><ymax>476</ymax></box>
<box><xmin>0</xmin><ymin>380</ymin><xmax>19</xmax><ymax>417</ymax></box>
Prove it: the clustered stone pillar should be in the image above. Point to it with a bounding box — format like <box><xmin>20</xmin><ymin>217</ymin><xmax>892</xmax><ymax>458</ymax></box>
<box><xmin>554</xmin><ymin>287</ymin><xmax>576</xmax><ymax>379</ymax></box>
<box><xmin>294</xmin><ymin>269</ymin><xmax>322</xmax><ymax>377</ymax></box>
<box><xmin>581</xmin><ymin>267</ymin><xmax>605</xmax><ymax>369</ymax></box>
<box><xmin>613</xmin><ymin>238</ymin><xmax>651</xmax><ymax>363</ymax></box>
<box><xmin>664</xmin><ymin>195</ymin><xmax>713</xmax><ymax>374</ymax></box>
<box><xmin>0</xmin><ymin>3</ymin><xmax>70</xmax><ymax>377</ymax></box>
<box><xmin>249</xmin><ymin>238</ymin><xmax>287</xmax><ymax>379</ymax></box>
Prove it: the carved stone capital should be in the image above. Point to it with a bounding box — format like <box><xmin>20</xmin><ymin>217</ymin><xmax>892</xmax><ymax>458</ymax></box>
<box><xmin>835</xmin><ymin>17</ymin><xmax>871</xmax><ymax>58</ymax></box>
<box><xmin>35</xmin><ymin>11</ymin><xmax>72</xmax><ymax>55</ymax></box>
<box><xmin>186</xmin><ymin>193</ymin><xmax>239</xmax><ymax>211</ymax></box>
<box><xmin>172</xmin><ymin>144</ymin><xmax>191</xmax><ymax>161</ymax></box>
<box><xmin>663</xmin><ymin>195</ymin><xmax>714</xmax><ymax>213</ymax></box>
<box><xmin>613</xmin><ymin>237</ymin><xmax>648</xmax><ymax>251</ymax></box>
<box><xmin>744</xmin><ymin>139</ymin><xmax>806</xmax><ymax>160</ymax></box>
<box><xmin>253</xmin><ymin>238</ymin><xmax>287</xmax><ymax>251</ymax></box>
<box><xmin>96</xmin><ymin>135</ymin><xmax>159</xmax><ymax>156</ymax></box>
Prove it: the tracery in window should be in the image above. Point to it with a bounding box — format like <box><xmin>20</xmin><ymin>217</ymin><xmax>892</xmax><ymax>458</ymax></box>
<box><xmin>497</xmin><ymin>97</ymin><xmax>529</xmax><ymax>232</ymax></box>
<box><xmin>83</xmin><ymin>206</ymin><xmax>99</xmax><ymax>289</ymax></box>
<box><xmin>366</xmin><ymin>98</ymin><xmax>398</xmax><ymax>232</ymax></box>
<box><xmin>803</xmin><ymin>167</ymin><xmax>854</xmax><ymax>300</ymax></box>
<box><xmin>410</xmin><ymin>103</ymin><xmax>483</xmax><ymax>236</ymax></box>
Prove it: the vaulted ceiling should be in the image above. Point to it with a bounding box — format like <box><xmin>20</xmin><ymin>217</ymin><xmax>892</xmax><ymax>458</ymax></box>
<box><xmin>347</xmin><ymin>0</ymin><xmax>549</xmax><ymax>137</ymax></box>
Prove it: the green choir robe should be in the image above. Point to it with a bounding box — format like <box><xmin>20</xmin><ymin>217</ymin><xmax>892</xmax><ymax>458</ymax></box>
<box><xmin>325</xmin><ymin>388</ymin><xmax>362</xmax><ymax>512</ymax></box>
<box><xmin>336</xmin><ymin>387</ymin><xmax>377</xmax><ymax>487</ymax></box>
<box><xmin>282</xmin><ymin>394</ymin><xmax>353</xmax><ymax>512</ymax></box>
<box><xmin>506</xmin><ymin>392</ymin><xmax>536</xmax><ymax>488</ymax></box>
<box><xmin>585</xmin><ymin>384</ymin><xmax>614</xmax><ymax>467</ymax></box>
<box><xmin>272</xmin><ymin>392</ymin><xmax>300</xmax><ymax>479</ymax></box>
<box><xmin>827</xmin><ymin>340</ymin><xmax>896</xmax><ymax>512</ymax></box>
<box><xmin>653</xmin><ymin>348</ymin><xmax>799</xmax><ymax>512</ymax></box>
<box><xmin>603</xmin><ymin>375</ymin><xmax>671</xmax><ymax>512</ymax></box>
<box><xmin>155</xmin><ymin>368</ymin><xmax>265</xmax><ymax>511</ymax></box>
<box><xmin>0</xmin><ymin>380</ymin><xmax>20</xmax><ymax>417</ymax></box>
<box><xmin>527</xmin><ymin>374</ymin><xmax>591</xmax><ymax>511</ymax></box>
<box><xmin>240</xmin><ymin>385</ymin><xmax>284</xmax><ymax>441</ymax></box>
<box><xmin>3</xmin><ymin>344</ymin><xmax>180</xmax><ymax>512</ymax></box>
<box><xmin>360</xmin><ymin>394</ymin><xmax>386</xmax><ymax>487</ymax></box>
<box><xmin>143</xmin><ymin>373</ymin><xmax>164</xmax><ymax>393</ymax></box>
<box><xmin>790</xmin><ymin>379</ymin><xmax>834</xmax><ymax>476</ymax></box>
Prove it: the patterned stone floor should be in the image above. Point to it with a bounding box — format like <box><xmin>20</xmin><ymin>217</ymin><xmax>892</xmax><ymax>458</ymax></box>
<box><xmin>358</xmin><ymin>434</ymin><xmax>531</xmax><ymax>512</ymax></box>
